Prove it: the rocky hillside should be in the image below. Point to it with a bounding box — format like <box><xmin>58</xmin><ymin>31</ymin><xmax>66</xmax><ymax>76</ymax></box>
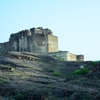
<box><xmin>0</xmin><ymin>51</ymin><xmax>100</xmax><ymax>100</ymax></box>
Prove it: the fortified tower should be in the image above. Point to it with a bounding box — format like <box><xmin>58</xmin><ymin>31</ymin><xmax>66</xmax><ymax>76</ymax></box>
<box><xmin>0</xmin><ymin>27</ymin><xmax>84</xmax><ymax>61</ymax></box>
<box><xmin>0</xmin><ymin>27</ymin><xmax>58</xmax><ymax>53</ymax></box>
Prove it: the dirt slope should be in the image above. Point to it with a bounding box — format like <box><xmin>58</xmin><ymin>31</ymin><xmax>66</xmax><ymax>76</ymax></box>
<box><xmin>0</xmin><ymin>51</ymin><xmax>100</xmax><ymax>100</ymax></box>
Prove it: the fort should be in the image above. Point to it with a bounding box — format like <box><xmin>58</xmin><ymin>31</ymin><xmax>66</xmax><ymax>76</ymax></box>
<box><xmin>0</xmin><ymin>27</ymin><xmax>84</xmax><ymax>61</ymax></box>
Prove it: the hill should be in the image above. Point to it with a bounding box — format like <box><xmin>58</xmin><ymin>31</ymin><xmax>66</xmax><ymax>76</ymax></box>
<box><xmin>0</xmin><ymin>51</ymin><xmax>100</xmax><ymax>100</ymax></box>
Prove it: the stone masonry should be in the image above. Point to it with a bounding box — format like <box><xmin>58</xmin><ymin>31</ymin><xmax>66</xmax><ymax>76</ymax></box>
<box><xmin>48</xmin><ymin>51</ymin><xmax>84</xmax><ymax>61</ymax></box>
<box><xmin>0</xmin><ymin>27</ymin><xmax>84</xmax><ymax>61</ymax></box>
<box><xmin>0</xmin><ymin>27</ymin><xmax>58</xmax><ymax>53</ymax></box>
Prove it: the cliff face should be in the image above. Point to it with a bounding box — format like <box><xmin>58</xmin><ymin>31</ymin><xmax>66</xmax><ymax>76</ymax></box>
<box><xmin>0</xmin><ymin>27</ymin><xmax>58</xmax><ymax>53</ymax></box>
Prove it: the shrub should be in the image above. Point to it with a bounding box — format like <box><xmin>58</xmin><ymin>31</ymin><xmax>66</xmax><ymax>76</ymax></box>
<box><xmin>14</xmin><ymin>93</ymin><xmax>24</xmax><ymax>100</ymax></box>
<box><xmin>73</xmin><ymin>68</ymin><xmax>89</xmax><ymax>75</ymax></box>
<box><xmin>48</xmin><ymin>95</ymin><xmax>60</xmax><ymax>100</ymax></box>
<box><xmin>58</xmin><ymin>58</ymin><xmax>64</xmax><ymax>61</ymax></box>
<box><xmin>48</xmin><ymin>69</ymin><xmax>55</xmax><ymax>73</ymax></box>
<box><xmin>52</xmin><ymin>55</ymin><xmax>56</xmax><ymax>57</ymax></box>
<box><xmin>91</xmin><ymin>60</ymin><xmax>100</xmax><ymax>66</ymax></box>
<box><xmin>6</xmin><ymin>64</ymin><xmax>11</xmax><ymax>67</ymax></box>
<box><xmin>53</xmin><ymin>72</ymin><xmax>62</xmax><ymax>76</ymax></box>
<box><xmin>2</xmin><ymin>79</ymin><xmax>9</xmax><ymax>84</ymax></box>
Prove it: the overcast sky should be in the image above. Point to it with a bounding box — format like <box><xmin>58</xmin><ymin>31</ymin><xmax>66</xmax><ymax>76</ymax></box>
<box><xmin>0</xmin><ymin>0</ymin><xmax>100</xmax><ymax>61</ymax></box>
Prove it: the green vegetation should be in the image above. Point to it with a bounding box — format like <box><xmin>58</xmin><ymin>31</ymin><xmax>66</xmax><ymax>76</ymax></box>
<box><xmin>2</xmin><ymin>79</ymin><xmax>10</xmax><ymax>84</ymax></box>
<box><xmin>91</xmin><ymin>60</ymin><xmax>100</xmax><ymax>66</ymax></box>
<box><xmin>6</xmin><ymin>64</ymin><xmax>11</xmax><ymax>67</ymax></box>
<box><xmin>73</xmin><ymin>68</ymin><xmax>89</xmax><ymax>75</ymax></box>
<box><xmin>0</xmin><ymin>78</ymin><xmax>10</xmax><ymax>84</ymax></box>
<box><xmin>52</xmin><ymin>55</ymin><xmax>56</xmax><ymax>57</ymax></box>
<box><xmin>48</xmin><ymin>69</ymin><xmax>55</xmax><ymax>73</ymax></box>
<box><xmin>53</xmin><ymin>72</ymin><xmax>62</xmax><ymax>76</ymax></box>
<box><xmin>14</xmin><ymin>93</ymin><xmax>25</xmax><ymax>100</ymax></box>
<box><xmin>0</xmin><ymin>51</ymin><xmax>6</xmax><ymax>55</ymax></box>
<box><xmin>52</xmin><ymin>56</ymin><xmax>64</xmax><ymax>61</ymax></box>
<box><xmin>58</xmin><ymin>58</ymin><xmax>64</xmax><ymax>61</ymax></box>
<box><xmin>9</xmin><ymin>71</ymin><xmax>21</xmax><ymax>76</ymax></box>
<box><xmin>83</xmin><ymin>95</ymin><xmax>92</xmax><ymax>100</ymax></box>
<box><xmin>48</xmin><ymin>95</ymin><xmax>60</xmax><ymax>100</ymax></box>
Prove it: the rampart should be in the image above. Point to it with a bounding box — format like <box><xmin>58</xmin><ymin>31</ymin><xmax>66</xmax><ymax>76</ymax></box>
<box><xmin>0</xmin><ymin>27</ymin><xmax>58</xmax><ymax>53</ymax></box>
<box><xmin>0</xmin><ymin>27</ymin><xmax>84</xmax><ymax>61</ymax></box>
<box><xmin>48</xmin><ymin>51</ymin><xmax>84</xmax><ymax>61</ymax></box>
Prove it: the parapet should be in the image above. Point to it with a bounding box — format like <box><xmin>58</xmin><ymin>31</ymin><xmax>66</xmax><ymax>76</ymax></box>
<box><xmin>30</xmin><ymin>27</ymin><xmax>53</xmax><ymax>35</ymax></box>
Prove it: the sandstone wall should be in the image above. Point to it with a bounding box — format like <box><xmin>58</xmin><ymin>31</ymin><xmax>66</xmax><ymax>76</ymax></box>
<box><xmin>0</xmin><ymin>43</ymin><xmax>5</xmax><ymax>52</ymax></box>
<box><xmin>68</xmin><ymin>52</ymin><xmax>76</xmax><ymax>61</ymax></box>
<box><xmin>33</xmin><ymin>34</ymin><xmax>47</xmax><ymax>53</ymax></box>
<box><xmin>48</xmin><ymin>51</ymin><xmax>69</xmax><ymax>61</ymax></box>
<box><xmin>0</xmin><ymin>42</ymin><xmax>9</xmax><ymax>52</ymax></box>
<box><xmin>0</xmin><ymin>27</ymin><xmax>58</xmax><ymax>54</ymax></box>
<box><xmin>48</xmin><ymin>51</ymin><xmax>84</xmax><ymax>61</ymax></box>
<box><xmin>47</xmin><ymin>34</ymin><xmax>58</xmax><ymax>52</ymax></box>
<box><xmin>9</xmin><ymin>30</ymin><xmax>32</xmax><ymax>52</ymax></box>
<box><xmin>77</xmin><ymin>55</ymin><xmax>84</xmax><ymax>61</ymax></box>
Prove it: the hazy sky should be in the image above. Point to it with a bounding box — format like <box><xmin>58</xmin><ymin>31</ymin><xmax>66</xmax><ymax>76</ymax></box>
<box><xmin>0</xmin><ymin>0</ymin><xmax>100</xmax><ymax>61</ymax></box>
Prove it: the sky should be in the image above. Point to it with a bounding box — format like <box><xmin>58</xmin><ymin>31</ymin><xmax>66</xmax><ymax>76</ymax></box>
<box><xmin>0</xmin><ymin>0</ymin><xmax>100</xmax><ymax>61</ymax></box>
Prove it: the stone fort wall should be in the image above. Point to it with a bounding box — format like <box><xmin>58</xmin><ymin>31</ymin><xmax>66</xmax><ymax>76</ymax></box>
<box><xmin>0</xmin><ymin>27</ymin><xmax>58</xmax><ymax>53</ymax></box>
<box><xmin>0</xmin><ymin>27</ymin><xmax>84</xmax><ymax>61</ymax></box>
<box><xmin>48</xmin><ymin>51</ymin><xmax>84</xmax><ymax>61</ymax></box>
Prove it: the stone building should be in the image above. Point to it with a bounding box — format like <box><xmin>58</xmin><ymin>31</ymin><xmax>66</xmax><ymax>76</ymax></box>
<box><xmin>48</xmin><ymin>51</ymin><xmax>84</xmax><ymax>61</ymax></box>
<box><xmin>0</xmin><ymin>27</ymin><xmax>84</xmax><ymax>61</ymax></box>
<box><xmin>0</xmin><ymin>27</ymin><xmax>58</xmax><ymax>53</ymax></box>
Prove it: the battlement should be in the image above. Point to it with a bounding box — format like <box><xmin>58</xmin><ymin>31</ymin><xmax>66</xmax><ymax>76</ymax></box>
<box><xmin>10</xmin><ymin>27</ymin><xmax>53</xmax><ymax>37</ymax></box>
<box><xmin>30</xmin><ymin>27</ymin><xmax>53</xmax><ymax>35</ymax></box>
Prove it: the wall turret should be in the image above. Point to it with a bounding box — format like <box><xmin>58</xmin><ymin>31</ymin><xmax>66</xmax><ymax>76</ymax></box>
<box><xmin>77</xmin><ymin>55</ymin><xmax>84</xmax><ymax>61</ymax></box>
